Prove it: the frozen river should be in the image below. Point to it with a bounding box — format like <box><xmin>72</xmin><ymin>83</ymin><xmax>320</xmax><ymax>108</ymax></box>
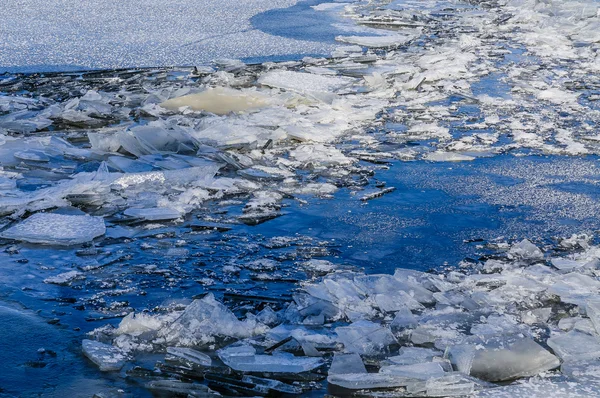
<box><xmin>2</xmin><ymin>0</ymin><xmax>600</xmax><ymax>396</ymax></box>
<box><xmin>0</xmin><ymin>0</ymin><xmax>342</xmax><ymax>73</ymax></box>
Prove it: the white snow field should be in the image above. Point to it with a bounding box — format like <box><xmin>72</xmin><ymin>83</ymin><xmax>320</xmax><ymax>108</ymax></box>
<box><xmin>0</xmin><ymin>0</ymin><xmax>338</xmax><ymax>72</ymax></box>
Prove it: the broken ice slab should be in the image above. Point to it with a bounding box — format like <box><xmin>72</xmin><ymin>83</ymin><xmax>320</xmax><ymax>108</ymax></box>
<box><xmin>327</xmin><ymin>372</ymin><xmax>425</xmax><ymax>390</ymax></box>
<box><xmin>379</xmin><ymin>362</ymin><xmax>446</xmax><ymax>379</ymax></box>
<box><xmin>547</xmin><ymin>330</ymin><xmax>600</xmax><ymax>362</ymax></box>
<box><xmin>449</xmin><ymin>337</ymin><xmax>559</xmax><ymax>382</ymax></box>
<box><xmin>43</xmin><ymin>270</ymin><xmax>83</xmax><ymax>285</ymax></box>
<box><xmin>548</xmin><ymin>273</ymin><xmax>600</xmax><ymax>306</ymax></box>
<box><xmin>160</xmin><ymin>87</ymin><xmax>270</xmax><ymax>115</ymax></box>
<box><xmin>336</xmin><ymin>32</ymin><xmax>419</xmax><ymax>48</ymax></box>
<box><xmin>335</xmin><ymin>320</ymin><xmax>397</xmax><ymax>356</ymax></box>
<box><xmin>217</xmin><ymin>343</ymin><xmax>324</xmax><ymax>373</ymax></box>
<box><xmin>145</xmin><ymin>380</ymin><xmax>215</xmax><ymax>396</ymax></box>
<box><xmin>328</xmin><ymin>352</ymin><xmax>367</xmax><ymax>375</ymax></box>
<box><xmin>424</xmin><ymin>151</ymin><xmax>476</xmax><ymax>162</ymax></box>
<box><xmin>204</xmin><ymin>373</ymin><xmax>302</xmax><ymax>396</ymax></box>
<box><xmin>165</xmin><ymin>347</ymin><xmax>212</xmax><ymax>367</ymax></box>
<box><xmin>123</xmin><ymin>207</ymin><xmax>182</xmax><ymax>221</ymax></box>
<box><xmin>355</xmin><ymin>273</ymin><xmax>436</xmax><ymax>305</ymax></box>
<box><xmin>386</xmin><ymin>347</ymin><xmax>444</xmax><ymax>366</ymax></box>
<box><xmin>82</xmin><ymin>339</ymin><xmax>128</xmax><ymax>371</ymax></box>
<box><xmin>406</xmin><ymin>373</ymin><xmax>475</xmax><ymax>397</ymax></box>
<box><xmin>0</xmin><ymin>213</ymin><xmax>106</xmax><ymax>245</ymax></box>
<box><xmin>257</xmin><ymin>70</ymin><xmax>356</xmax><ymax>101</ymax></box>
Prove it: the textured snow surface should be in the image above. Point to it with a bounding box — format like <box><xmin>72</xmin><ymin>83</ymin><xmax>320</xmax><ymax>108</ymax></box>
<box><xmin>0</xmin><ymin>0</ymin><xmax>338</xmax><ymax>72</ymax></box>
<box><xmin>0</xmin><ymin>213</ymin><xmax>106</xmax><ymax>245</ymax></box>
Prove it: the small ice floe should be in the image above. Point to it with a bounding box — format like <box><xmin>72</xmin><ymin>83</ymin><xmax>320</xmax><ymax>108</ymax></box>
<box><xmin>218</xmin><ymin>343</ymin><xmax>324</xmax><ymax>373</ymax></box>
<box><xmin>0</xmin><ymin>213</ymin><xmax>106</xmax><ymax>245</ymax></box>
<box><xmin>43</xmin><ymin>270</ymin><xmax>84</xmax><ymax>286</ymax></box>
<box><xmin>424</xmin><ymin>151</ymin><xmax>476</xmax><ymax>162</ymax></box>
<box><xmin>82</xmin><ymin>339</ymin><xmax>128</xmax><ymax>371</ymax></box>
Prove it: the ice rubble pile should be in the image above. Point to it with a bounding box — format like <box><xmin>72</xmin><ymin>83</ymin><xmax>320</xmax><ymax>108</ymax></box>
<box><xmin>84</xmin><ymin>235</ymin><xmax>600</xmax><ymax>396</ymax></box>
<box><xmin>0</xmin><ymin>0</ymin><xmax>598</xmax><ymax>238</ymax></box>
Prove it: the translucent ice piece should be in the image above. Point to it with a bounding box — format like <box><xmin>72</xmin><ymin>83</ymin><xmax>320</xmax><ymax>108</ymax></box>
<box><xmin>547</xmin><ymin>330</ymin><xmax>600</xmax><ymax>362</ymax></box>
<box><xmin>218</xmin><ymin>344</ymin><xmax>324</xmax><ymax>373</ymax></box>
<box><xmin>329</xmin><ymin>353</ymin><xmax>367</xmax><ymax>375</ymax></box>
<box><xmin>0</xmin><ymin>213</ymin><xmax>106</xmax><ymax>245</ymax></box>
<box><xmin>43</xmin><ymin>270</ymin><xmax>83</xmax><ymax>285</ymax></box>
<box><xmin>387</xmin><ymin>347</ymin><xmax>444</xmax><ymax>365</ymax></box>
<box><xmin>379</xmin><ymin>362</ymin><xmax>446</xmax><ymax>379</ymax></box>
<box><xmin>166</xmin><ymin>347</ymin><xmax>212</xmax><ymax>367</ymax></box>
<box><xmin>82</xmin><ymin>339</ymin><xmax>128</xmax><ymax>371</ymax></box>
<box><xmin>335</xmin><ymin>320</ymin><xmax>397</xmax><ymax>355</ymax></box>
<box><xmin>508</xmin><ymin>239</ymin><xmax>544</xmax><ymax>262</ymax></box>
<box><xmin>123</xmin><ymin>207</ymin><xmax>181</xmax><ymax>221</ymax></box>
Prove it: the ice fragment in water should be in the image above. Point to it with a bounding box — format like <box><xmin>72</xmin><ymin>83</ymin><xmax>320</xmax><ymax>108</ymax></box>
<box><xmin>218</xmin><ymin>344</ymin><xmax>324</xmax><ymax>373</ymax></box>
<box><xmin>160</xmin><ymin>87</ymin><xmax>270</xmax><ymax>115</ymax></box>
<box><xmin>82</xmin><ymin>339</ymin><xmax>128</xmax><ymax>371</ymax></box>
<box><xmin>166</xmin><ymin>347</ymin><xmax>212</xmax><ymax>367</ymax></box>
<box><xmin>329</xmin><ymin>353</ymin><xmax>367</xmax><ymax>375</ymax></box>
<box><xmin>258</xmin><ymin>70</ymin><xmax>355</xmax><ymax>101</ymax></box>
<box><xmin>123</xmin><ymin>207</ymin><xmax>181</xmax><ymax>221</ymax></box>
<box><xmin>0</xmin><ymin>213</ymin><xmax>106</xmax><ymax>245</ymax></box>
<box><xmin>146</xmin><ymin>380</ymin><xmax>213</xmax><ymax>396</ymax></box>
<box><xmin>43</xmin><ymin>270</ymin><xmax>83</xmax><ymax>285</ymax></box>
<box><xmin>424</xmin><ymin>151</ymin><xmax>475</xmax><ymax>162</ymax></box>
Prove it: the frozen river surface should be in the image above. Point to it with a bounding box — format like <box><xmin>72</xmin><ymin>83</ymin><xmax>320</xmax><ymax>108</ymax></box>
<box><xmin>0</xmin><ymin>0</ymin><xmax>340</xmax><ymax>73</ymax></box>
<box><xmin>3</xmin><ymin>0</ymin><xmax>600</xmax><ymax>396</ymax></box>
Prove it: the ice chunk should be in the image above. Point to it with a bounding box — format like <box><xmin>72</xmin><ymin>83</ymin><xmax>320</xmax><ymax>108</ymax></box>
<box><xmin>508</xmin><ymin>239</ymin><xmax>544</xmax><ymax>262</ymax></box>
<box><xmin>258</xmin><ymin>70</ymin><xmax>355</xmax><ymax>100</ymax></box>
<box><xmin>123</xmin><ymin>207</ymin><xmax>181</xmax><ymax>221</ymax></box>
<box><xmin>335</xmin><ymin>320</ymin><xmax>397</xmax><ymax>355</ymax></box>
<box><xmin>160</xmin><ymin>87</ymin><xmax>270</xmax><ymax>115</ymax></box>
<box><xmin>146</xmin><ymin>380</ymin><xmax>213</xmax><ymax>396</ymax></box>
<box><xmin>328</xmin><ymin>372</ymin><xmax>424</xmax><ymax>390</ymax></box>
<box><xmin>329</xmin><ymin>353</ymin><xmax>367</xmax><ymax>375</ymax></box>
<box><xmin>424</xmin><ymin>151</ymin><xmax>475</xmax><ymax>162</ymax></box>
<box><xmin>449</xmin><ymin>338</ymin><xmax>559</xmax><ymax>381</ymax></box>
<box><xmin>336</xmin><ymin>32</ymin><xmax>418</xmax><ymax>48</ymax></box>
<box><xmin>406</xmin><ymin>374</ymin><xmax>475</xmax><ymax>397</ymax></box>
<box><xmin>82</xmin><ymin>339</ymin><xmax>128</xmax><ymax>371</ymax></box>
<box><xmin>547</xmin><ymin>330</ymin><xmax>600</xmax><ymax>362</ymax></box>
<box><xmin>159</xmin><ymin>293</ymin><xmax>268</xmax><ymax>346</ymax></box>
<box><xmin>379</xmin><ymin>362</ymin><xmax>446</xmax><ymax>379</ymax></box>
<box><xmin>218</xmin><ymin>344</ymin><xmax>324</xmax><ymax>373</ymax></box>
<box><xmin>165</xmin><ymin>347</ymin><xmax>212</xmax><ymax>367</ymax></box>
<box><xmin>586</xmin><ymin>299</ymin><xmax>600</xmax><ymax>335</ymax></box>
<box><xmin>387</xmin><ymin>347</ymin><xmax>444</xmax><ymax>365</ymax></box>
<box><xmin>43</xmin><ymin>270</ymin><xmax>83</xmax><ymax>285</ymax></box>
<box><xmin>0</xmin><ymin>213</ymin><xmax>106</xmax><ymax>245</ymax></box>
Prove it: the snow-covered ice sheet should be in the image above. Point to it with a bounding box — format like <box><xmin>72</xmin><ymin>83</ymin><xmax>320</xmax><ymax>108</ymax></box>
<box><xmin>0</xmin><ymin>0</ymin><xmax>339</xmax><ymax>72</ymax></box>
